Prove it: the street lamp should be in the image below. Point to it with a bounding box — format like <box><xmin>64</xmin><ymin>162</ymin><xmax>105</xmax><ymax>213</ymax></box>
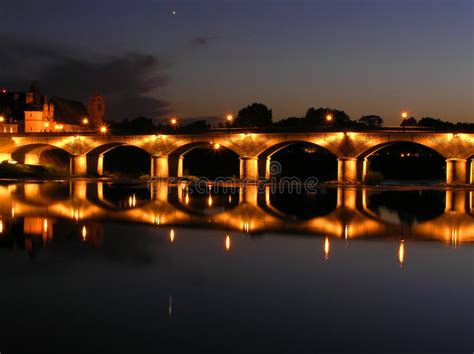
<box><xmin>326</xmin><ymin>114</ymin><xmax>333</xmax><ymax>123</ymax></box>
<box><xmin>82</xmin><ymin>118</ymin><xmax>89</xmax><ymax>125</ymax></box>
<box><xmin>100</xmin><ymin>125</ymin><xmax>108</xmax><ymax>134</ymax></box>
<box><xmin>401</xmin><ymin>112</ymin><xmax>408</xmax><ymax>119</ymax></box>
<box><xmin>0</xmin><ymin>116</ymin><xmax>4</xmax><ymax>123</ymax></box>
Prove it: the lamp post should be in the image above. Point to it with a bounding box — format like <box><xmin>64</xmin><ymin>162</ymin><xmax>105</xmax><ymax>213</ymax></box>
<box><xmin>82</xmin><ymin>118</ymin><xmax>89</xmax><ymax>131</ymax></box>
<box><xmin>326</xmin><ymin>114</ymin><xmax>333</xmax><ymax>126</ymax></box>
<box><xmin>100</xmin><ymin>125</ymin><xmax>108</xmax><ymax>135</ymax></box>
<box><xmin>170</xmin><ymin>117</ymin><xmax>178</xmax><ymax>134</ymax></box>
<box><xmin>226</xmin><ymin>114</ymin><xmax>233</xmax><ymax>130</ymax></box>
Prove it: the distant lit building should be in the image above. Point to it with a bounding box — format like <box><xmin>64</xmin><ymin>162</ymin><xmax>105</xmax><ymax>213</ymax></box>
<box><xmin>0</xmin><ymin>81</ymin><xmax>105</xmax><ymax>133</ymax></box>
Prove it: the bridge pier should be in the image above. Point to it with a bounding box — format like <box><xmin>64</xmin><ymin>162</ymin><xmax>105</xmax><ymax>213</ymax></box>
<box><xmin>240</xmin><ymin>157</ymin><xmax>259</xmax><ymax>181</ymax></box>
<box><xmin>337</xmin><ymin>157</ymin><xmax>357</xmax><ymax>183</ymax></box>
<box><xmin>25</xmin><ymin>153</ymin><xmax>40</xmax><ymax>165</ymax></box>
<box><xmin>0</xmin><ymin>153</ymin><xmax>11</xmax><ymax>163</ymax></box>
<box><xmin>70</xmin><ymin>155</ymin><xmax>87</xmax><ymax>176</ymax></box>
<box><xmin>470</xmin><ymin>159</ymin><xmax>474</xmax><ymax>184</ymax></box>
<box><xmin>151</xmin><ymin>156</ymin><xmax>169</xmax><ymax>178</ymax></box>
<box><xmin>446</xmin><ymin>158</ymin><xmax>467</xmax><ymax>184</ymax></box>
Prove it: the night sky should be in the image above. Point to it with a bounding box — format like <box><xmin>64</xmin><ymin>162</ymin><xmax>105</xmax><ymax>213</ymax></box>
<box><xmin>0</xmin><ymin>0</ymin><xmax>472</xmax><ymax>124</ymax></box>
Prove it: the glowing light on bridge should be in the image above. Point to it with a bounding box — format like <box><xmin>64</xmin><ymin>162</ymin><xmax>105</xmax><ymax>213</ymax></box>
<box><xmin>398</xmin><ymin>240</ymin><xmax>405</xmax><ymax>267</ymax></box>
<box><xmin>0</xmin><ymin>116</ymin><xmax>4</xmax><ymax>123</ymax></box>
<box><xmin>0</xmin><ymin>220</ymin><xmax>3</xmax><ymax>234</ymax></box>
<box><xmin>169</xmin><ymin>229</ymin><xmax>175</xmax><ymax>243</ymax></box>
<box><xmin>401</xmin><ymin>112</ymin><xmax>408</xmax><ymax>119</ymax></box>
<box><xmin>82</xmin><ymin>226</ymin><xmax>87</xmax><ymax>241</ymax></box>
<box><xmin>213</xmin><ymin>143</ymin><xmax>221</xmax><ymax>150</ymax></box>
<box><xmin>324</xmin><ymin>237</ymin><xmax>330</xmax><ymax>260</ymax></box>
<box><xmin>100</xmin><ymin>125</ymin><xmax>108</xmax><ymax>134</ymax></box>
<box><xmin>225</xmin><ymin>235</ymin><xmax>231</xmax><ymax>251</ymax></box>
<box><xmin>82</xmin><ymin>118</ymin><xmax>89</xmax><ymax>125</ymax></box>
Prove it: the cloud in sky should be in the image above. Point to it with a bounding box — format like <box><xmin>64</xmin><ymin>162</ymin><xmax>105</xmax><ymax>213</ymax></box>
<box><xmin>190</xmin><ymin>36</ymin><xmax>219</xmax><ymax>46</ymax></box>
<box><xmin>0</xmin><ymin>36</ymin><xmax>170</xmax><ymax>121</ymax></box>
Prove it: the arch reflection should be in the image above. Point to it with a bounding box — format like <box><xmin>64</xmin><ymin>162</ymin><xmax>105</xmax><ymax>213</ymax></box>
<box><xmin>0</xmin><ymin>182</ymin><xmax>472</xmax><ymax>257</ymax></box>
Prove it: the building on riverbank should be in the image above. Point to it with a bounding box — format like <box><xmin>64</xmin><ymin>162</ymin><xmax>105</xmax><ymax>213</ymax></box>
<box><xmin>0</xmin><ymin>82</ymin><xmax>104</xmax><ymax>133</ymax></box>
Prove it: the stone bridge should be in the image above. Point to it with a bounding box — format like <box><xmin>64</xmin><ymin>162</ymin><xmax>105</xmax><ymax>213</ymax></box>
<box><xmin>1</xmin><ymin>128</ymin><xmax>473</xmax><ymax>184</ymax></box>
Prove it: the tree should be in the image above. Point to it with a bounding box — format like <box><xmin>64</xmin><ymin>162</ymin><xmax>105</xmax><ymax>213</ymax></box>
<box><xmin>234</xmin><ymin>103</ymin><xmax>273</xmax><ymax>127</ymax></box>
<box><xmin>182</xmin><ymin>120</ymin><xmax>211</xmax><ymax>131</ymax></box>
<box><xmin>275</xmin><ymin>116</ymin><xmax>305</xmax><ymax>127</ymax></box>
<box><xmin>358</xmin><ymin>115</ymin><xmax>383</xmax><ymax>127</ymax></box>
<box><xmin>401</xmin><ymin>117</ymin><xmax>417</xmax><ymax>126</ymax></box>
<box><xmin>417</xmin><ymin>117</ymin><xmax>453</xmax><ymax>128</ymax></box>
<box><xmin>111</xmin><ymin>116</ymin><xmax>160</xmax><ymax>134</ymax></box>
<box><xmin>304</xmin><ymin>107</ymin><xmax>353</xmax><ymax>126</ymax></box>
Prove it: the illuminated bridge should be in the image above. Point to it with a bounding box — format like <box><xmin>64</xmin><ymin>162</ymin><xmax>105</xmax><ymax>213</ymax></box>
<box><xmin>1</xmin><ymin>128</ymin><xmax>473</xmax><ymax>184</ymax></box>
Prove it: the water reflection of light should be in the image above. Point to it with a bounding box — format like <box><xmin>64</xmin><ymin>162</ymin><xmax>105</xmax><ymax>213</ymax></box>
<box><xmin>155</xmin><ymin>215</ymin><xmax>161</xmax><ymax>225</ymax></box>
<box><xmin>208</xmin><ymin>194</ymin><xmax>213</xmax><ymax>207</ymax></box>
<box><xmin>225</xmin><ymin>235</ymin><xmax>231</xmax><ymax>251</ymax></box>
<box><xmin>185</xmin><ymin>193</ymin><xmax>189</xmax><ymax>205</ymax></box>
<box><xmin>324</xmin><ymin>237</ymin><xmax>330</xmax><ymax>260</ymax></box>
<box><xmin>82</xmin><ymin>226</ymin><xmax>87</xmax><ymax>241</ymax></box>
<box><xmin>43</xmin><ymin>219</ymin><xmax>48</xmax><ymax>233</ymax></box>
<box><xmin>0</xmin><ymin>219</ymin><xmax>3</xmax><ymax>234</ymax></box>
<box><xmin>168</xmin><ymin>295</ymin><xmax>172</xmax><ymax>317</ymax></box>
<box><xmin>228</xmin><ymin>195</ymin><xmax>232</xmax><ymax>203</ymax></box>
<box><xmin>451</xmin><ymin>228</ymin><xmax>458</xmax><ymax>248</ymax></box>
<box><xmin>11</xmin><ymin>206</ymin><xmax>15</xmax><ymax>218</ymax></box>
<box><xmin>170</xmin><ymin>229</ymin><xmax>175</xmax><ymax>243</ymax></box>
<box><xmin>344</xmin><ymin>224</ymin><xmax>348</xmax><ymax>240</ymax></box>
<box><xmin>243</xmin><ymin>221</ymin><xmax>250</xmax><ymax>234</ymax></box>
<box><xmin>398</xmin><ymin>240</ymin><xmax>405</xmax><ymax>267</ymax></box>
<box><xmin>128</xmin><ymin>194</ymin><xmax>137</xmax><ymax>208</ymax></box>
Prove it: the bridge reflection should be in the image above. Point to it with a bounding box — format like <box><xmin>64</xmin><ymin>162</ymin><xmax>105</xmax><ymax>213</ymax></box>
<box><xmin>0</xmin><ymin>182</ymin><xmax>472</xmax><ymax>256</ymax></box>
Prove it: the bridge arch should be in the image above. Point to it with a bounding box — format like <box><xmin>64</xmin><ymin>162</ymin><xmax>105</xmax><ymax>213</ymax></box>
<box><xmin>357</xmin><ymin>141</ymin><xmax>448</xmax><ymax>182</ymax></box>
<box><xmin>256</xmin><ymin>140</ymin><xmax>338</xmax><ymax>180</ymax></box>
<box><xmin>86</xmin><ymin>142</ymin><xmax>151</xmax><ymax>176</ymax></box>
<box><xmin>164</xmin><ymin>140</ymin><xmax>242</xmax><ymax>179</ymax></box>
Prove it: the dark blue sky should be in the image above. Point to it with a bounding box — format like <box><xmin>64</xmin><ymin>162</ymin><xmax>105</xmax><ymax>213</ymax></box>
<box><xmin>0</xmin><ymin>0</ymin><xmax>472</xmax><ymax>124</ymax></box>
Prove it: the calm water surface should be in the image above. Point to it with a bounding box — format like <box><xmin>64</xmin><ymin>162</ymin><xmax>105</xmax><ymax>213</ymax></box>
<box><xmin>0</xmin><ymin>182</ymin><xmax>472</xmax><ymax>353</ymax></box>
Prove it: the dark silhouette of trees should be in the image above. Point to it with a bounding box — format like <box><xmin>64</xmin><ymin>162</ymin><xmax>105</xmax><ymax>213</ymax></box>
<box><xmin>274</xmin><ymin>116</ymin><xmax>305</xmax><ymax>128</ymax></box>
<box><xmin>358</xmin><ymin>115</ymin><xmax>383</xmax><ymax>127</ymax></box>
<box><xmin>304</xmin><ymin>107</ymin><xmax>353</xmax><ymax>126</ymax></box>
<box><xmin>417</xmin><ymin>117</ymin><xmax>453</xmax><ymax>127</ymax></box>
<box><xmin>182</xmin><ymin>120</ymin><xmax>211</xmax><ymax>131</ymax></box>
<box><xmin>111</xmin><ymin>116</ymin><xmax>158</xmax><ymax>133</ymax></box>
<box><xmin>234</xmin><ymin>103</ymin><xmax>273</xmax><ymax>127</ymax></box>
<box><xmin>401</xmin><ymin>117</ymin><xmax>417</xmax><ymax>126</ymax></box>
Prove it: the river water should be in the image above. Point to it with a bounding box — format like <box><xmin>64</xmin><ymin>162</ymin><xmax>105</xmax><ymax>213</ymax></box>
<box><xmin>0</xmin><ymin>181</ymin><xmax>472</xmax><ymax>353</ymax></box>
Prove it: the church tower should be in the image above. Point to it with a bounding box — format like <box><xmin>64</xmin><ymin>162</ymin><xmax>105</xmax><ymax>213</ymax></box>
<box><xmin>88</xmin><ymin>92</ymin><xmax>105</xmax><ymax>126</ymax></box>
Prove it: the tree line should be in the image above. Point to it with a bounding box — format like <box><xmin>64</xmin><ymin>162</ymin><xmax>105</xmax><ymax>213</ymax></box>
<box><xmin>108</xmin><ymin>103</ymin><xmax>474</xmax><ymax>133</ymax></box>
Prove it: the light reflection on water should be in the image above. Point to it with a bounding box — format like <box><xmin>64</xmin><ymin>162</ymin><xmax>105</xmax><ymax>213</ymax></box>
<box><xmin>0</xmin><ymin>181</ymin><xmax>472</xmax><ymax>353</ymax></box>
